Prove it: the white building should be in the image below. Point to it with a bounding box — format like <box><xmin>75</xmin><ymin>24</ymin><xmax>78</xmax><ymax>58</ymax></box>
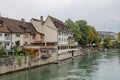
<box><xmin>0</xmin><ymin>33</ymin><xmax>11</xmax><ymax>49</ymax></box>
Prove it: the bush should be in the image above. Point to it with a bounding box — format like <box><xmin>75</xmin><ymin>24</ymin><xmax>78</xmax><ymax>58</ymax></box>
<box><xmin>1</xmin><ymin>55</ymin><xmax>9</xmax><ymax>58</ymax></box>
<box><xmin>116</xmin><ymin>42</ymin><xmax>120</xmax><ymax>49</ymax></box>
<box><xmin>17</xmin><ymin>56</ymin><xmax>22</xmax><ymax>67</ymax></box>
<box><xmin>15</xmin><ymin>40</ymin><xmax>20</xmax><ymax>46</ymax></box>
<box><xmin>0</xmin><ymin>46</ymin><xmax>7</xmax><ymax>57</ymax></box>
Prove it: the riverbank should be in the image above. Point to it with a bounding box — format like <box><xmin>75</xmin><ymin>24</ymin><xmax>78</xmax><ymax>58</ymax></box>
<box><xmin>0</xmin><ymin>48</ymin><xmax>83</xmax><ymax>75</ymax></box>
<box><xmin>1</xmin><ymin>50</ymin><xmax>120</xmax><ymax>80</ymax></box>
<box><xmin>0</xmin><ymin>47</ymin><xmax>109</xmax><ymax>75</ymax></box>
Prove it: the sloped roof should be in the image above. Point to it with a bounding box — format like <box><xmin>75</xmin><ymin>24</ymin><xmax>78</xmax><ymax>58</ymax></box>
<box><xmin>25</xmin><ymin>22</ymin><xmax>37</xmax><ymax>34</ymax></box>
<box><xmin>0</xmin><ymin>17</ymin><xmax>24</xmax><ymax>33</ymax></box>
<box><xmin>0</xmin><ymin>17</ymin><xmax>39</xmax><ymax>34</ymax></box>
<box><xmin>48</xmin><ymin>16</ymin><xmax>70</xmax><ymax>31</ymax></box>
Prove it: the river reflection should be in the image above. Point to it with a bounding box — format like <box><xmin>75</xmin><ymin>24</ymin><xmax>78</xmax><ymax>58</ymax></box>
<box><xmin>0</xmin><ymin>50</ymin><xmax>120</xmax><ymax>80</ymax></box>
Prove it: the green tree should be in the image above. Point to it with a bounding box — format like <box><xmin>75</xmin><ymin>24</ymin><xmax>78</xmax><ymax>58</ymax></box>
<box><xmin>75</xmin><ymin>20</ymin><xmax>90</xmax><ymax>46</ymax></box>
<box><xmin>65</xmin><ymin>19</ymin><xmax>100</xmax><ymax>47</ymax></box>
<box><xmin>65</xmin><ymin>19</ymin><xmax>81</xmax><ymax>41</ymax></box>
<box><xmin>0</xmin><ymin>46</ymin><xmax>7</xmax><ymax>57</ymax></box>
<box><xmin>103</xmin><ymin>36</ymin><xmax>111</xmax><ymax>49</ymax></box>
<box><xmin>118</xmin><ymin>32</ymin><xmax>120</xmax><ymax>41</ymax></box>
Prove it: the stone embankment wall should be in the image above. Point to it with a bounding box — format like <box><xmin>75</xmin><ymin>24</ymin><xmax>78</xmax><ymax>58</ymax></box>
<box><xmin>0</xmin><ymin>48</ymin><xmax>82</xmax><ymax>75</ymax></box>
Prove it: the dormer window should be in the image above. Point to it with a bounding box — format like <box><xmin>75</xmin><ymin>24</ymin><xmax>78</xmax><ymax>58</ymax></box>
<box><xmin>0</xmin><ymin>20</ymin><xmax>3</xmax><ymax>27</ymax></box>
<box><xmin>0</xmin><ymin>23</ymin><xmax>3</xmax><ymax>27</ymax></box>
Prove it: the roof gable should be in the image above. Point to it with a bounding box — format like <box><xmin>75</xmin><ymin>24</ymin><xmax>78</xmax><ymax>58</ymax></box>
<box><xmin>48</xmin><ymin>16</ymin><xmax>70</xmax><ymax>31</ymax></box>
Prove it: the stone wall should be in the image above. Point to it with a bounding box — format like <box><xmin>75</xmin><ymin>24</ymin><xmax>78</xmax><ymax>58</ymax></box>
<box><xmin>0</xmin><ymin>48</ymin><xmax>82</xmax><ymax>75</ymax></box>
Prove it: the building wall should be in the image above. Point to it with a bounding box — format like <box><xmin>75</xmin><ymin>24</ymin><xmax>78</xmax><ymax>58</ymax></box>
<box><xmin>34</xmin><ymin>33</ymin><xmax>44</xmax><ymax>43</ymax></box>
<box><xmin>23</xmin><ymin>33</ymin><xmax>31</xmax><ymax>45</ymax></box>
<box><xmin>23</xmin><ymin>33</ymin><xmax>44</xmax><ymax>45</ymax></box>
<box><xmin>0</xmin><ymin>33</ymin><xmax>11</xmax><ymax>49</ymax></box>
<box><xmin>31</xmin><ymin>17</ymin><xmax>58</xmax><ymax>43</ymax></box>
<box><xmin>43</xmin><ymin>17</ymin><xmax>58</xmax><ymax>42</ymax></box>
<box><xmin>12</xmin><ymin>33</ymin><xmax>24</xmax><ymax>46</ymax></box>
<box><xmin>58</xmin><ymin>31</ymin><xmax>73</xmax><ymax>45</ymax></box>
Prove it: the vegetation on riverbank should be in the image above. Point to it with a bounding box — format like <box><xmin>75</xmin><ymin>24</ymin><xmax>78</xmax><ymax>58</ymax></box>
<box><xmin>65</xmin><ymin>19</ymin><xmax>120</xmax><ymax>50</ymax></box>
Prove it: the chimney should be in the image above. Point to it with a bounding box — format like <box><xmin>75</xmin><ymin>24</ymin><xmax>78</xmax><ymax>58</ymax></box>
<box><xmin>21</xmin><ymin>18</ymin><xmax>25</xmax><ymax>22</ymax></box>
<box><xmin>40</xmin><ymin>16</ymin><xmax>43</xmax><ymax>21</ymax></box>
<box><xmin>40</xmin><ymin>16</ymin><xmax>44</xmax><ymax>25</ymax></box>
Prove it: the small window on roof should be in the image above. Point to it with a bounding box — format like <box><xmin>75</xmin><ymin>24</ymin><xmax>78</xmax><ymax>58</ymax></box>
<box><xmin>0</xmin><ymin>23</ymin><xmax>3</xmax><ymax>27</ymax></box>
<box><xmin>0</xmin><ymin>20</ymin><xmax>3</xmax><ymax>27</ymax></box>
<box><xmin>0</xmin><ymin>33</ymin><xmax>2</xmax><ymax>37</ymax></box>
<box><xmin>16</xmin><ymin>33</ymin><xmax>20</xmax><ymax>37</ymax></box>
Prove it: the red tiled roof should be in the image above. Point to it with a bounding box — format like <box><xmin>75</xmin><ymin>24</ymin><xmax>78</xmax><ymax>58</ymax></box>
<box><xmin>0</xmin><ymin>17</ymin><xmax>24</xmax><ymax>33</ymax></box>
<box><xmin>0</xmin><ymin>17</ymin><xmax>38</xmax><ymax>34</ymax></box>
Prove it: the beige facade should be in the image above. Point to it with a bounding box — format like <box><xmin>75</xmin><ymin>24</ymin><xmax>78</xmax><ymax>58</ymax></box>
<box><xmin>30</xmin><ymin>17</ymin><xmax>58</xmax><ymax>43</ymax></box>
<box><xmin>43</xmin><ymin>17</ymin><xmax>58</xmax><ymax>42</ymax></box>
<box><xmin>23</xmin><ymin>33</ymin><xmax>44</xmax><ymax>45</ymax></box>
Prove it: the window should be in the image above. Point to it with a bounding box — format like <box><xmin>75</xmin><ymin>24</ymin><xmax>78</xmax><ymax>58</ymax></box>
<box><xmin>5</xmin><ymin>34</ymin><xmax>10</xmax><ymax>37</ymax></box>
<box><xmin>59</xmin><ymin>32</ymin><xmax>61</xmax><ymax>35</ymax></box>
<box><xmin>16</xmin><ymin>33</ymin><xmax>20</xmax><ymax>37</ymax></box>
<box><xmin>32</xmin><ymin>35</ymin><xmax>35</xmax><ymax>39</ymax></box>
<box><xmin>5</xmin><ymin>42</ymin><xmax>9</xmax><ymax>46</ymax></box>
<box><xmin>59</xmin><ymin>38</ymin><xmax>61</xmax><ymax>42</ymax></box>
<box><xmin>0</xmin><ymin>20</ymin><xmax>3</xmax><ymax>27</ymax></box>
<box><xmin>0</xmin><ymin>23</ymin><xmax>3</xmax><ymax>27</ymax></box>
<box><xmin>24</xmin><ymin>34</ymin><xmax>28</xmax><ymax>38</ymax></box>
<box><xmin>0</xmin><ymin>33</ymin><xmax>2</xmax><ymax>37</ymax></box>
<box><xmin>41</xmin><ymin>35</ymin><xmax>44</xmax><ymax>39</ymax></box>
<box><xmin>64</xmin><ymin>39</ymin><xmax>66</xmax><ymax>42</ymax></box>
<box><xmin>62</xmin><ymin>32</ymin><xmax>63</xmax><ymax>35</ymax></box>
<box><xmin>64</xmin><ymin>32</ymin><xmax>66</xmax><ymax>36</ymax></box>
<box><xmin>51</xmin><ymin>49</ymin><xmax>57</xmax><ymax>53</ymax></box>
<box><xmin>62</xmin><ymin>38</ymin><xmax>64</xmax><ymax>42</ymax></box>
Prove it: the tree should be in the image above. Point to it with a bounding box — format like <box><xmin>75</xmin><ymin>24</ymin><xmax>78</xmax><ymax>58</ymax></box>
<box><xmin>103</xmin><ymin>36</ymin><xmax>111</xmax><ymax>49</ymax></box>
<box><xmin>0</xmin><ymin>46</ymin><xmax>7</xmax><ymax>57</ymax></box>
<box><xmin>65</xmin><ymin>19</ymin><xmax>81</xmax><ymax>41</ymax></box>
<box><xmin>75</xmin><ymin>20</ymin><xmax>90</xmax><ymax>46</ymax></box>
<box><xmin>65</xmin><ymin>19</ymin><xmax>100</xmax><ymax>47</ymax></box>
<box><xmin>118</xmin><ymin>32</ymin><xmax>120</xmax><ymax>41</ymax></box>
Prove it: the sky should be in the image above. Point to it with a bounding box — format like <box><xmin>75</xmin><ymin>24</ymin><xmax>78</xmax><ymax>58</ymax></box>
<box><xmin>0</xmin><ymin>0</ymin><xmax>120</xmax><ymax>33</ymax></box>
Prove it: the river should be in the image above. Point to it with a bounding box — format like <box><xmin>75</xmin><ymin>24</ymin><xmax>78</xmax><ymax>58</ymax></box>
<box><xmin>0</xmin><ymin>50</ymin><xmax>120</xmax><ymax>80</ymax></box>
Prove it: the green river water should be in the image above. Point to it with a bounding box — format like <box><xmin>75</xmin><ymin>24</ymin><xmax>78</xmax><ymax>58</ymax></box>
<box><xmin>0</xmin><ymin>50</ymin><xmax>120</xmax><ymax>80</ymax></box>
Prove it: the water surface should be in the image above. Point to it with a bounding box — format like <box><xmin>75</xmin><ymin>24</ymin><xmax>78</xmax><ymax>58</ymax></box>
<box><xmin>0</xmin><ymin>50</ymin><xmax>120</xmax><ymax>80</ymax></box>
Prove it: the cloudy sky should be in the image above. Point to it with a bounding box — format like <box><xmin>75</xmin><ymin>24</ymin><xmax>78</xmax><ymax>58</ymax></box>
<box><xmin>0</xmin><ymin>0</ymin><xmax>120</xmax><ymax>32</ymax></box>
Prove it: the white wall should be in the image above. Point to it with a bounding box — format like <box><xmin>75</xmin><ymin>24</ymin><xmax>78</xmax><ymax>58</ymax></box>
<box><xmin>11</xmin><ymin>33</ymin><xmax>24</xmax><ymax>46</ymax></box>
<box><xmin>58</xmin><ymin>31</ymin><xmax>73</xmax><ymax>45</ymax></box>
<box><xmin>0</xmin><ymin>33</ymin><xmax>11</xmax><ymax>49</ymax></box>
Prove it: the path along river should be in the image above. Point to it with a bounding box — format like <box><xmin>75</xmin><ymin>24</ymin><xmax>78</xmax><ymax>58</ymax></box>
<box><xmin>0</xmin><ymin>50</ymin><xmax>120</xmax><ymax>80</ymax></box>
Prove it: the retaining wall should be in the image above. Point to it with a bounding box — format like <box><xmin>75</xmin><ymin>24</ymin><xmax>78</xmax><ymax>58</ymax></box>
<box><xmin>0</xmin><ymin>49</ymin><xmax>82</xmax><ymax>75</ymax></box>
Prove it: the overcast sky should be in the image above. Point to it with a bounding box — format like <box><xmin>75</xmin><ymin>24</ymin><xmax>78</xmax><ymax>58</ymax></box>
<box><xmin>0</xmin><ymin>0</ymin><xmax>120</xmax><ymax>32</ymax></box>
